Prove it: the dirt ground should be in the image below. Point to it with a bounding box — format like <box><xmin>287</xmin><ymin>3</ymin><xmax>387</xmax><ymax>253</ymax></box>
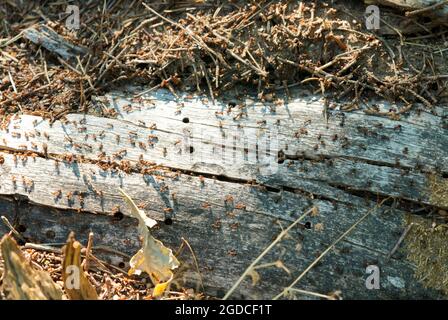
<box><xmin>1</xmin><ymin>0</ymin><xmax>447</xmax><ymax>120</ymax></box>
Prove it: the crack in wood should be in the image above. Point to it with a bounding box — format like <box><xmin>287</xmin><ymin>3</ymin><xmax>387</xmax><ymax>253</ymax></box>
<box><xmin>1</xmin><ymin>88</ymin><xmax>447</xmax><ymax>298</ymax></box>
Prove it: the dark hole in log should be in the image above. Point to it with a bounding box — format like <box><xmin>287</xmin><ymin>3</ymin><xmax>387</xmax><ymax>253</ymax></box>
<box><xmin>182</xmin><ymin>117</ymin><xmax>189</xmax><ymax>123</ymax></box>
<box><xmin>16</xmin><ymin>224</ymin><xmax>27</xmax><ymax>233</ymax></box>
<box><xmin>189</xmin><ymin>146</ymin><xmax>194</xmax><ymax>153</ymax></box>
<box><xmin>217</xmin><ymin>289</ymin><xmax>225</xmax><ymax>298</ymax></box>
<box><xmin>135</xmin><ymin>63</ymin><xmax>149</xmax><ymax>70</ymax></box>
<box><xmin>46</xmin><ymin>230</ymin><xmax>56</xmax><ymax>239</ymax></box>
<box><xmin>113</xmin><ymin>211</ymin><xmax>124</xmax><ymax>221</ymax></box>
<box><xmin>278</xmin><ymin>150</ymin><xmax>285</xmax><ymax>164</ymax></box>
<box><xmin>164</xmin><ymin>218</ymin><xmax>173</xmax><ymax>225</ymax></box>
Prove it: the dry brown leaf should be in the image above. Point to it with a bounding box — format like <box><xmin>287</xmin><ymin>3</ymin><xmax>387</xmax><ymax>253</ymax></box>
<box><xmin>120</xmin><ymin>188</ymin><xmax>157</xmax><ymax>229</ymax></box>
<box><xmin>0</xmin><ymin>234</ymin><xmax>63</xmax><ymax>300</ymax></box>
<box><xmin>62</xmin><ymin>232</ymin><xmax>98</xmax><ymax>300</ymax></box>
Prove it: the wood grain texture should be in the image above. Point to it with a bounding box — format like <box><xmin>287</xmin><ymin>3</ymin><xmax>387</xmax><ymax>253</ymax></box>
<box><xmin>99</xmin><ymin>88</ymin><xmax>448</xmax><ymax>173</ymax></box>
<box><xmin>0</xmin><ymin>160</ymin><xmax>442</xmax><ymax>299</ymax></box>
<box><xmin>0</xmin><ymin>88</ymin><xmax>446</xmax><ymax>299</ymax></box>
<box><xmin>2</xmin><ymin>88</ymin><xmax>446</xmax><ymax>207</ymax></box>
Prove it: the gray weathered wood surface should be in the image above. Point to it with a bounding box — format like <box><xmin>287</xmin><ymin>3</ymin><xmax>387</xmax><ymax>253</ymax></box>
<box><xmin>0</xmin><ymin>88</ymin><xmax>446</xmax><ymax>299</ymax></box>
<box><xmin>23</xmin><ymin>25</ymin><xmax>88</xmax><ymax>61</ymax></box>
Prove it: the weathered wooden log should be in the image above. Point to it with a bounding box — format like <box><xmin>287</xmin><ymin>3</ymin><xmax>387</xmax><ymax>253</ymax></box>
<box><xmin>2</xmin><ymin>88</ymin><xmax>447</xmax><ymax>208</ymax></box>
<box><xmin>365</xmin><ymin>0</ymin><xmax>448</xmax><ymax>23</ymax></box>
<box><xmin>0</xmin><ymin>88</ymin><xmax>446</xmax><ymax>299</ymax></box>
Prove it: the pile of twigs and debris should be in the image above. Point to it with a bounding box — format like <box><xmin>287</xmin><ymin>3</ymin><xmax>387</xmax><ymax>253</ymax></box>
<box><xmin>0</xmin><ymin>233</ymin><xmax>203</xmax><ymax>300</ymax></box>
<box><xmin>0</xmin><ymin>189</ymin><xmax>205</xmax><ymax>300</ymax></box>
<box><xmin>0</xmin><ymin>0</ymin><xmax>447</xmax><ymax>122</ymax></box>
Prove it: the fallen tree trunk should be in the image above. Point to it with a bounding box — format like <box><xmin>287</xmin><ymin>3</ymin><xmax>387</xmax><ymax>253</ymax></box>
<box><xmin>0</xmin><ymin>87</ymin><xmax>446</xmax><ymax>299</ymax></box>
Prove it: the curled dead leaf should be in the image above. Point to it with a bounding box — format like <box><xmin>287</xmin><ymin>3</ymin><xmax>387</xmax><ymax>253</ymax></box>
<box><xmin>119</xmin><ymin>188</ymin><xmax>179</xmax><ymax>297</ymax></box>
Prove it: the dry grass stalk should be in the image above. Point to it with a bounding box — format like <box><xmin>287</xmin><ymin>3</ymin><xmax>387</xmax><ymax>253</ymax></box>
<box><xmin>0</xmin><ymin>1</ymin><xmax>446</xmax><ymax>120</ymax></box>
<box><xmin>223</xmin><ymin>206</ymin><xmax>316</xmax><ymax>300</ymax></box>
<box><xmin>273</xmin><ymin>198</ymin><xmax>391</xmax><ymax>300</ymax></box>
